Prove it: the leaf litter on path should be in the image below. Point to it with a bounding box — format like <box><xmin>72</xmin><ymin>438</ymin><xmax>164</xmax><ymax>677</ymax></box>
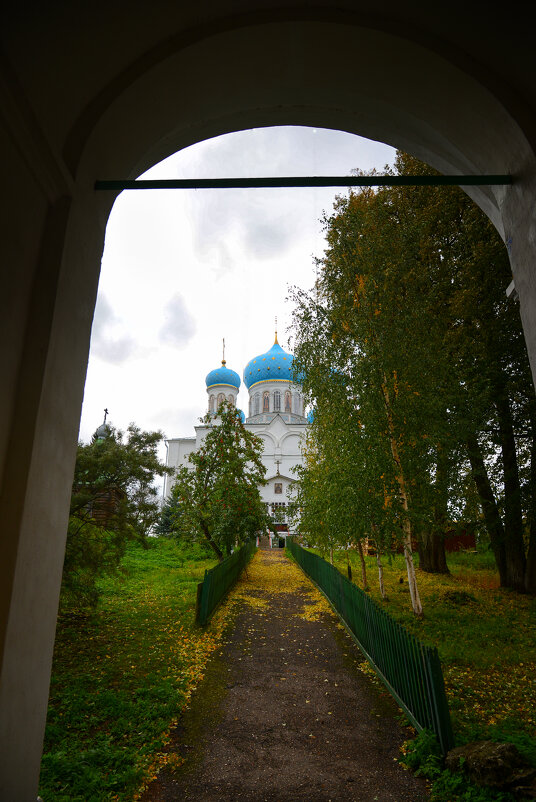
<box><xmin>139</xmin><ymin>548</ymin><xmax>429</xmax><ymax>801</ymax></box>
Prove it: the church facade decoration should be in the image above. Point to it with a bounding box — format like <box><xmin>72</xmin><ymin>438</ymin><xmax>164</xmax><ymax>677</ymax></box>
<box><xmin>164</xmin><ymin>335</ymin><xmax>309</xmax><ymax>536</ymax></box>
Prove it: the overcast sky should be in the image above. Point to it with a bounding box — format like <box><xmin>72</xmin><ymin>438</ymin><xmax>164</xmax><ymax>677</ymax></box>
<box><xmin>79</xmin><ymin>126</ymin><xmax>396</xmax><ymax>472</ymax></box>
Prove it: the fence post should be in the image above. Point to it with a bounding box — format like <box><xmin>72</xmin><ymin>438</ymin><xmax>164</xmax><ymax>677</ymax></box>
<box><xmin>288</xmin><ymin>539</ymin><xmax>454</xmax><ymax>755</ymax></box>
<box><xmin>426</xmin><ymin>647</ymin><xmax>455</xmax><ymax>754</ymax></box>
<box><xmin>196</xmin><ymin>541</ymin><xmax>257</xmax><ymax>626</ymax></box>
<box><xmin>197</xmin><ymin>568</ymin><xmax>212</xmax><ymax>627</ymax></box>
<box><xmin>195</xmin><ymin>581</ymin><xmax>204</xmax><ymax>625</ymax></box>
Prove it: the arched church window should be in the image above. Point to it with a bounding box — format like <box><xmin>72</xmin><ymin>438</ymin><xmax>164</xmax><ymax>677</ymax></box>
<box><xmin>273</xmin><ymin>390</ymin><xmax>281</xmax><ymax>411</ymax></box>
<box><xmin>254</xmin><ymin>393</ymin><xmax>260</xmax><ymax>415</ymax></box>
<box><xmin>209</xmin><ymin>394</ymin><xmax>215</xmax><ymax>412</ymax></box>
<box><xmin>263</xmin><ymin>392</ymin><xmax>269</xmax><ymax>412</ymax></box>
<box><xmin>217</xmin><ymin>393</ymin><xmax>225</xmax><ymax>409</ymax></box>
<box><xmin>294</xmin><ymin>394</ymin><xmax>302</xmax><ymax>415</ymax></box>
<box><xmin>228</xmin><ymin>394</ymin><xmax>234</xmax><ymax>406</ymax></box>
<box><xmin>285</xmin><ymin>391</ymin><xmax>291</xmax><ymax>412</ymax></box>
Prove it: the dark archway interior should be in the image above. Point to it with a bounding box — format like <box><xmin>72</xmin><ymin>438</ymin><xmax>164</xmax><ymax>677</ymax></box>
<box><xmin>2</xmin><ymin>6</ymin><xmax>536</xmax><ymax>797</ymax></box>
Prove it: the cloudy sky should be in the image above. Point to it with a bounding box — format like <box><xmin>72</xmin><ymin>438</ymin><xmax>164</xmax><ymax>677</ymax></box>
<box><xmin>79</xmin><ymin>126</ymin><xmax>396</xmax><ymax>471</ymax></box>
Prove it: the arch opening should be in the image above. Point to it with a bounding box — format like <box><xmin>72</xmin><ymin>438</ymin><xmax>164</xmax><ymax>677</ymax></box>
<box><xmin>3</xmin><ymin>10</ymin><xmax>536</xmax><ymax>798</ymax></box>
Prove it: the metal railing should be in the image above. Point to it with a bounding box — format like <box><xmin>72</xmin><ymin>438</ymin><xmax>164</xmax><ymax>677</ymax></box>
<box><xmin>196</xmin><ymin>540</ymin><xmax>257</xmax><ymax>626</ymax></box>
<box><xmin>287</xmin><ymin>538</ymin><xmax>454</xmax><ymax>754</ymax></box>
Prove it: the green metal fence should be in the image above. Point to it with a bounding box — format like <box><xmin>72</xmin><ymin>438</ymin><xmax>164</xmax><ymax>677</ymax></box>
<box><xmin>287</xmin><ymin>538</ymin><xmax>454</xmax><ymax>754</ymax></box>
<box><xmin>196</xmin><ymin>540</ymin><xmax>257</xmax><ymax>626</ymax></box>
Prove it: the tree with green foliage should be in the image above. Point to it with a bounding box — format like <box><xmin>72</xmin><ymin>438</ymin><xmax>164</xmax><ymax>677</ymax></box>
<box><xmin>168</xmin><ymin>401</ymin><xmax>270</xmax><ymax>560</ymax></box>
<box><xmin>382</xmin><ymin>153</ymin><xmax>536</xmax><ymax>593</ymax></box>
<box><xmin>155</xmin><ymin>488</ymin><xmax>183</xmax><ymax>537</ymax></box>
<box><xmin>288</xmin><ymin>374</ymin><xmax>392</xmax><ymax>590</ymax></box>
<box><xmin>63</xmin><ymin>423</ymin><xmax>171</xmax><ymax>606</ymax></box>
<box><xmin>291</xmin><ymin>151</ymin><xmax>536</xmax><ymax>601</ymax></box>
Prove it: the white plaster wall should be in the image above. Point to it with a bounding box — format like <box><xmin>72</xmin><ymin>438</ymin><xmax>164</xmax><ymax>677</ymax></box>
<box><xmin>261</xmin><ymin>475</ymin><xmax>294</xmax><ymax>503</ymax></box>
<box><xmin>164</xmin><ymin>413</ymin><xmax>308</xmax><ymax>502</ymax></box>
<box><xmin>164</xmin><ymin>437</ymin><xmax>196</xmax><ymax>496</ymax></box>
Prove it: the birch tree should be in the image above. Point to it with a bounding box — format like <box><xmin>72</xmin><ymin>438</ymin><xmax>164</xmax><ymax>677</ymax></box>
<box><xmin>169</xmin><ymin>402</ymin><xmax>270</xmax><ymax>560</ymax></box>
<box><xmin>291</xmin><ymin>150</ymin><xmax>536</xmax><ymax>600</ymax></box>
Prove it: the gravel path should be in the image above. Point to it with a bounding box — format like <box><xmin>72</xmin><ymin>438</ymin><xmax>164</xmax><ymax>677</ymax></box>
<box><xmin>141</xmin><ymin>549</ymin><xmax>429</xmax><ymax>801</ymax></box>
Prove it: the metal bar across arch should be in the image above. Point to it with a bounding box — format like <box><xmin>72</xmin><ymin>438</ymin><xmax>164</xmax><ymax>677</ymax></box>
<box><xmin>95</xmin><ymin>175</ymin><xmax>512</xmax><ymax>192</ymax></box>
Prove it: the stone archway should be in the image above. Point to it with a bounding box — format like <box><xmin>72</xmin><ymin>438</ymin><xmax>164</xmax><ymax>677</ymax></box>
<box><xmin>2</xmin><ymin>7</ymin><xmax>536</xmax><ymax>797</ymax></box>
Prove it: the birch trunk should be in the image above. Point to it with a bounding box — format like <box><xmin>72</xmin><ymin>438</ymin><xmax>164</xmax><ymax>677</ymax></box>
<box><xmin>376</xmin><ymin>552</ymin><xmax>386</xmax><ymax>599</ymax></box>
<box><xmin>380</xmin><ymin>378</ymin><xmax>423</xmax><ymax>616</ymax></box>
<box><xmin>402</xmin><ymin>522</ymin><xmax>422</xmax><ymax>616</ymax></box>
<box><xmin>356</xmin><ymin>540</ymin><xmax>369</xmax><ymax>590</ymax></box>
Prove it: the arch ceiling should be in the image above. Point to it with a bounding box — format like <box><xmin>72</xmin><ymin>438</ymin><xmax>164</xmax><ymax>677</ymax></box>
<box><xmin>4</xmin><ymin>6</ymin><xmax>532</xmax><ymax>229</ymax></box>
<box><xmin>72</xmin><ymin>15</ymin><xmax>529</xmax><ymax>235</ymax></box>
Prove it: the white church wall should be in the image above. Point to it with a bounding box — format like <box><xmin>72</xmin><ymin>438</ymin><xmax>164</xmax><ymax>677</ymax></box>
<box><xmin>164</xmin><ymin>339</ymin><xmax>309</xmax><ymax>510</ymax></box>
<box><xmin>280</xmin><ymin>433</ymin><xmax>302</xmax><ymax>456</ymax></box>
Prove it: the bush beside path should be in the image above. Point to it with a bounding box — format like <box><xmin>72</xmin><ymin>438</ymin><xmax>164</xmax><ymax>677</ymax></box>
<box><xmin>140</xmin><ymin>549</ymin><xmax>429</xmax><ymax>801</ymax></box>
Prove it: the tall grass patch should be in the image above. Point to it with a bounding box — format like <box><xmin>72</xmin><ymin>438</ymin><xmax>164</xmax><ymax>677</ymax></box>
<box><xmin>331</xmin><ymin>547</ymin><xmax>536</xmax><ymax>765</ymax></box>
<box><xmin>39</xmin><ymin>538</ymin><xmax>220</xmax><ymax>801</ymax></box>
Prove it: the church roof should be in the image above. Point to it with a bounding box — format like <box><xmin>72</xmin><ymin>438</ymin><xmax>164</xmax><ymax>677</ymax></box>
<box><xmin>94</xmin><ymin>422</ymin><xmax>110</xmax><ymax>440</ymax></box>
<box><xmin>205</xmin><ymin>361</ymin><xmax>241</xmax><ymax>389</ymax></box>
<box><xmin>93</xmin><ymin>409</ymin><xmax>111</xmax><ymax>441</ymax></box>
<box><xmin>243</xmin><ymin>337</ymin><xmax>295</xmax><ymax>389</ymax></box>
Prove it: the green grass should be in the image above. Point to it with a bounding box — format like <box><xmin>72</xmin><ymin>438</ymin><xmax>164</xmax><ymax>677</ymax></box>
<box><xmin>400</xmin><ymin>729</ymin><xmax>518</xmax><ymax>802</ymax></box>
<box><xmin>39</xmin><ymin>539</ymin><xmax>535</xmax><ymax>800</ymax></box>
<box><xmin>329</xmin><ymin>546</ymin><xmax>536</xmax><ymax>766</ymax></box>
<box><xmin>38</xmin><ymin>538</ymin><xmax>219</xmax><ymax>802</ymax></box>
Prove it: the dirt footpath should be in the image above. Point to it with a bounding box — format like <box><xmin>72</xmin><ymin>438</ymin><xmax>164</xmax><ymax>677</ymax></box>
<box><xmin>141</xmin><ymin>549</ymin><xmax>429</xmax><ymax>801</ymax></box>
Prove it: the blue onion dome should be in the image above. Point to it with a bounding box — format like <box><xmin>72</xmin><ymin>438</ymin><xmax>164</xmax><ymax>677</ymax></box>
<box><xmin>205</xmin><ymin>360</ymin><xmax>241</xmax><ymax>389</ymax></box>
<box><xmin>307</xmin><ymin>408</ymin><xmax>315</xmax><ymax>424</ymax></box>
<box><xmin>238</xmin><ymin>409</ymin><xmax>245</xmax><ymax>423</ymax></box>
<box><xmin>243</xmin><ymin>336</ymin><xmax>295</xmax><ymax>389</ymax></box>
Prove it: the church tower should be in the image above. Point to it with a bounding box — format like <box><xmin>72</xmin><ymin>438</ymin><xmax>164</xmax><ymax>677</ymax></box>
<box><xmin>205</xmin><ymin>340</ymin><xmax>241</xmax><ymax>415</ymax></box>
<box><xmin>165</xmin><ymin>331</ymin><xmax>309</xmax><ymax>530</ymax></box>
<box><xmin>243</xmin><ymin>331</ymin><xmax>306</xmax><ymax>423</ymax></box>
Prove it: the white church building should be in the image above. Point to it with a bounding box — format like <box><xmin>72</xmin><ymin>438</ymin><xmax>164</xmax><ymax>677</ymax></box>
<box><xmin>164</xmin><ymin>334</ymin><xmax>310</xmax><ymax>538</ymax></box>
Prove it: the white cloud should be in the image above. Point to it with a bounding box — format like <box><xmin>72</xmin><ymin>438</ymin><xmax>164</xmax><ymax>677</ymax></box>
<box><xmin>159</xmin><ymin>293</ymin><xmax>196</xmax><ymax>347</ymax></box>
<box><xmin>100</xmin><ymin>337</ymin><xmax>138</xmax><ymax>364</ymax></box>
<box><xmin>153</xmin><ymin>405</ymin><xmax>203</xmax><ymax>439</ymax></box>
<box><xmin>91</xmin><ymin>292</ymin><xmax>115</xmax><ymax>332</ymax></box>
<box><xmin>243</xmin><ymin>214</ymin><xmax>295</xmax><ymax>259</ymax></box>
<box><xmin>78</xmin><ymin>127</ymin><xmax>396</xmax><ymax>447</ymax></box>
<box><xmin>90</xmin><ymin>293</ymin><xmax>137</xmax><ymax>364</ymax></box>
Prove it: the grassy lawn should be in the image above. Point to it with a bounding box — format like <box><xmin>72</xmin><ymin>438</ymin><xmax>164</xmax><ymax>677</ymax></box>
<box><xmin>39</xmin><ymin>538</ymin><xmax>535</xmax><ymax>800</ymax></box>
<box><xmin>329</xmin><ymin>547</ymin><xmax>536</xmax><ymax>765</ymax></box>
<box><xmin>38</xmin><ymin>538</ymin><xmax>220</xmax><ymax>802</ymax></box>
